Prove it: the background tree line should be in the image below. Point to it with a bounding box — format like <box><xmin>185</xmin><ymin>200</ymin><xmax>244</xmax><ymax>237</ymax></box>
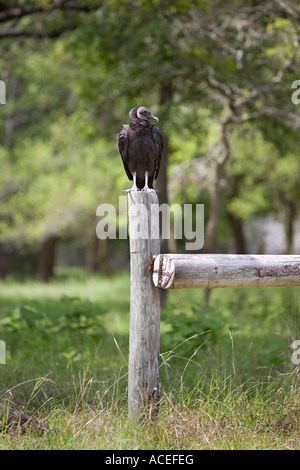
<box><xmin>0</xmin><ymin>0</ymin><xmax>299</xmax><ymax>281</ymax></box>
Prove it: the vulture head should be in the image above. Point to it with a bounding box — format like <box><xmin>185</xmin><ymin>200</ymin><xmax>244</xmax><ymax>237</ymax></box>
<box><xmin>136</xmin><ymin>106</ymin><xmax>159</xmax><ymax>122</ymax></box>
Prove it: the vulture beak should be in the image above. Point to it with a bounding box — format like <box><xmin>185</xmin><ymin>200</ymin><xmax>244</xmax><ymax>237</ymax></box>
<box><xmin>151</xmin><ymin>114</ymin><xmax>159</xmax><ymax>122</ymax></box>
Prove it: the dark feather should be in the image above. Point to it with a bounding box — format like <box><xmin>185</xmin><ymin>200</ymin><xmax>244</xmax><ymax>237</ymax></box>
<box><xmin>118</xmin><ymin>107</ymin><xmax>164</xmax><ymax>190</ymax></box>
<box><xmin>151</xmin><ymin>125</ymin><xmax>163</xmax><ymax>180</ymax></box>
<box><xmin>118</xmin><ymin>125</ymin><xmax>133</xmax><ymax>181</ymax></box>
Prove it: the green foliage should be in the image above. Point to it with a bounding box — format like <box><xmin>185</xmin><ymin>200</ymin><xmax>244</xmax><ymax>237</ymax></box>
<box><xmin>227</xmin><ymin>127</ymin><xmax>300</xmax><ymax>222</ymax></box>
<box><xmin>0</xmin><ymin>1</ymin><xmax>300</xmax><ymax>449</ymax></box>
<box><xmin>0</xmin><ymin>295</ymin><xmax>107</xmax><ymax>369</ymax></box>
<box><xmin>160</xmin><ymin>284</ymin><xmax>299</xmax><ymax>380</ymax></box>
<box><xmin>161</xmin><ymin>300</ymin><xmax>222</xmax><ymax>357</ymax></box>
<box><xmin>0</xmin><ymin>296</ymin><xmax>106</xmax><ymax>337</ymax></box>
<box><xmin>0</xmin><ymin>0</ymin><xmax>299</xmax><ymax>263</ymax></box>
<box><xmin>1</xmin><ymin>273</ymin><xmax>298</xmax><ymax>385</ymax></box>
<box><xmin>0</xmin><ymin>274</ymin><xmax>299</xmax><ymax>449</ymax></box>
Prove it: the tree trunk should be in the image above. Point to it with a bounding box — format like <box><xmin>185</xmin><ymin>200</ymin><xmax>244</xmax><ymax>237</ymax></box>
<box><xmin>38</xmin><ymin>236</ymin><xmax>57</xmax><ymax>282</ymax></box>
<box><xmin>203</xmin><ymin>169</ymin><xmax>222</xmax><ymax>253</ymax></box>
<box><xmin>156</xmin><ymin>81</ymin><xmax>173</xmax><ymax>255</ymax></box>
<box><xmin>285</xmin><ymin>200</ymin><xmax>296</xmax><ymax>253</ymax></box>
<box><xmin>86</xmin><ymin>235</ymin><xmax>112</xmax><ymax>275</ymax></box>
<box><xmin>226</xmin><ymin>174</ymin><xmax>247</xmax><ymax>254</ymax></box>
<box><xmin>202</xmin><ymin>114</ymin><xmax>232</xmax><ymax>303</ymax></box>
<box><xmin>203</xmin><ymin>114</ymin><xmax>232</xmax><ymax>253</ymax></box>
<box><xmin>156</xmin><ymin>82</ymin><xmax>173</xmax><ymax>308</ymax></box>
<box><xmin>227</xmin><ymin>211</ymin><xmax>247</xmax><ymax>254</ymax></box>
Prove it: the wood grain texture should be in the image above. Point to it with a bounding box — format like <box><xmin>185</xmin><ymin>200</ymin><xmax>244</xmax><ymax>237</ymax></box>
<box><xmin>153</xmin><ymin>254</ymin><xmax>300</xmax><ymax>289</ymax></box>
<box><xmin>128</xmin><ymin>191</ymin><xmax>160</xmax><ymax>417</ymax></box>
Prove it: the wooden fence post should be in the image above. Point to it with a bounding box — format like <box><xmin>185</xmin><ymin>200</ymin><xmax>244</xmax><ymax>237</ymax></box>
<box><xmin>128</xmin><ymin>191</ymin><xmax>160</xmax><ymax>418</ymax></box>
<box><xmin>153</xmin><ymin>254</ymin><xmax>300</xmax><ymax>289</ymax></box>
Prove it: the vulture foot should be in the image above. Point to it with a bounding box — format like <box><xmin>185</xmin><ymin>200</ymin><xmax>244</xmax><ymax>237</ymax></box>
<box><xmin>141</xmin><ymin>187</ymin><xmax>156</xmax><ymax>193</ymax></box>
<box><xmin>122</xmin><ymin>188</ymin><xmax>140</xmax><ymax>194</ymax></box>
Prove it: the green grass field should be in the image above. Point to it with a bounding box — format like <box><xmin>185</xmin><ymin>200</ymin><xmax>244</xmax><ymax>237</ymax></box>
<box><xmin>0</xmin><ymin>269</ymin><xmax>299</xmax><ymax>449</ymax></box>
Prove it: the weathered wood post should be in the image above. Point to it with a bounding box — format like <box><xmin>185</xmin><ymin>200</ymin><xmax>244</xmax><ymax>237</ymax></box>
<box><xmin>128</xmin><ymin>191</ymin><xmax>160</xmax><ymax>418</ymax></box>
<box><xmin>153</xmin><ymin>254</ymin><xmax>300</xmax><ymax>289</ymax></box>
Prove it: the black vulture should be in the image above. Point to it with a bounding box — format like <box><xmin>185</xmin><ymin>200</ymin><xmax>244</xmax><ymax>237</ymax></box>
<box><xmin>118</xmin><ymin>106</ymin><xmax>163</xmax><ymax>192</ymax></box>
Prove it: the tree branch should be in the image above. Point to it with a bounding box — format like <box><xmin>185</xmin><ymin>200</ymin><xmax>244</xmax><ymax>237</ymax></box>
<box><xmin>275</xmin><ymin>0</ymin><xmax>300</xmax><ymax>20</ymax></box>
<box><xmin>233</xmin><ymin>107</ymin><xmax>300</xmax><ymax>129</ymax></box>
<box><xmin>0</xmin><ymin>1</ymin><xmax>98</xmax><ymax>41</ymax></box>
<box><xmin>0</xmin><ymin>23</ymin><xmax>78</xmax><ymax>40</ymax></box>
<box><xmin>0</xmin><ymin>1</ymin><xmax>95</xmax><ymax>23</ymax></box>
<box><xmin>235</xmin><ymin>31</ymin><xmax>299</xmax><ymax>109</ymax></box>
<box><xmin>204</xmin><ymin>76</ymin><xmax>235</xmax><ymax>103</ymax></box>
<box><xmin>0</xmin><ymin>1</ymin><xmax>66</xmax><ymax>23</ymax></box>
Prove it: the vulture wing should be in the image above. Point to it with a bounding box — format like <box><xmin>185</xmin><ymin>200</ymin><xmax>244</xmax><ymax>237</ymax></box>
<box><xmin>151</xmin><ymin>124</ymin><xmax>164</xmax><ymax>180</ymax></box>
<box><xmin>118</xmin><ymin>125</ymin><xmax>133</xmax><ymax>181</ymax></box>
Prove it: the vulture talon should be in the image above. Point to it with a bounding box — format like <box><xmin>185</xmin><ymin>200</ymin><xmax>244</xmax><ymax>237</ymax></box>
<box><xmin>142</xmin><ymin>188</ymin><xmax>156</xmax><ymax>192</ymax></box>
<box><xmin>122</xmin><ymin>188</ymin><xmax>140</xmax><ymax>194</ymax></box>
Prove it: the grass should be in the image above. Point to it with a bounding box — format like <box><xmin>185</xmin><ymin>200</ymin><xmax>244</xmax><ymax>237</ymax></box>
<box><xmin>0</xmin><ymin>268</ymin><xmax>299</xmax><ymax>449</ymax></box>
<box><xmin>1</xmin><ymin>371</ymin><xmax>299</xmax><ymax>450</ymax></box>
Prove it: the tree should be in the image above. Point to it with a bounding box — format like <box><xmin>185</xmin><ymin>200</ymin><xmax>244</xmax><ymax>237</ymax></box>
<box><xmin>0</xmin><ymin>35</ymin><xmax>127</xmax><ymax>280</ymax></box>
<box><xmin>1</xmin><ymin>0</ymin><xmax>300</xmax><ymax>281</ymax></box>
<box><xmin>0</xmin><ymin>1</ymin><xmax>98</xmax><ymax>40</ymax></box>
<box><xmin>66</xmin><ymin>0</ymin><xmax>300</xmax><ymax>252</ymax></box>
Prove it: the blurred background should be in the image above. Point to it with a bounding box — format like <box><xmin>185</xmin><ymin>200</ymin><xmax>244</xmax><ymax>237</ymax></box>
<box><xmin>0</xmin><ymin>0</ymin><xmax>300</xmax><ymax>282</ymax></box>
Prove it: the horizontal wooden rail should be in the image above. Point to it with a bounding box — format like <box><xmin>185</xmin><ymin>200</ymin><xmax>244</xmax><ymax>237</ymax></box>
<box><xmin>152</xmin><ymin>254</ymin><xmax>300</xmax><ymax>289</ymax></box>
